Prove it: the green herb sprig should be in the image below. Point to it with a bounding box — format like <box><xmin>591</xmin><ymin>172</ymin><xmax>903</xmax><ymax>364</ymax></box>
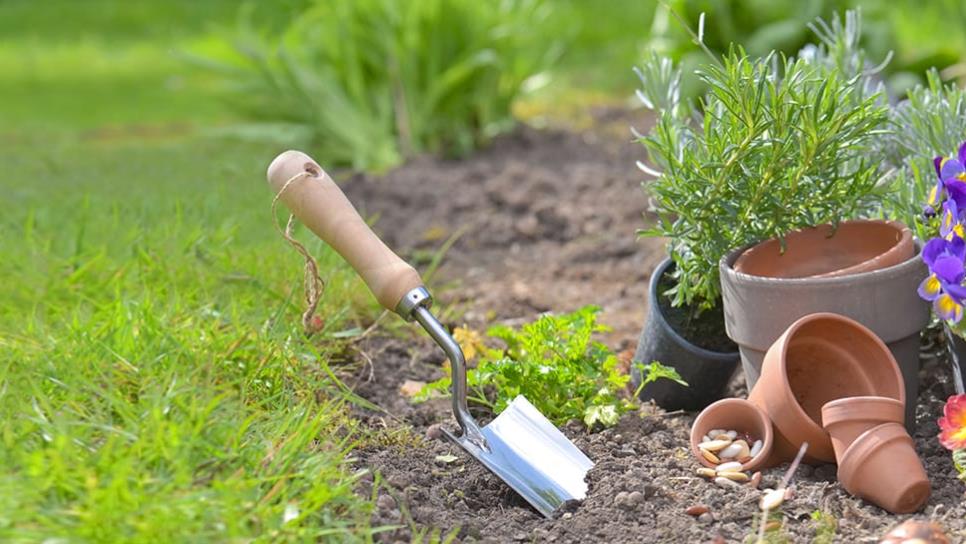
<box><xmin>415</xmin><ymin>306</ymin><xmax>685</xmax><ymax>429</ymax></box>
<box><xmin>635</xmin><ymin>10</ymin><xmax>891</xmax><ymax>311</ymax></box>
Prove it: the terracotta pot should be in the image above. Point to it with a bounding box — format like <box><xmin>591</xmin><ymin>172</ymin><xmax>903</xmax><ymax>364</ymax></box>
<box><xmin>838</xmin><ymin>422</ymin><xmax>930</xmax><ymax>514</ymax></box>
<box><xmin>821</xmin><ymin>396</ymin><xmax>904</xmax><ymax>461</ymax></box>
<box><xmin>748</xmin><ymin>313</ymin><xmax>905</xmax><ymax>464</ymax></box>
<box><xmin>633</xmin><ymin>258</ymin><xmax>740</xmax><ymax>410</ymax></box>
<box><xmin>733</xmin><ymin>220</ymin><xmax>913</xmax><ymax>279</ymax></box>
<box><xmin>689</xmin><ymin>398</ymin><xmax>774</xmax><ymax>472</ymax></box>
<box><xmin>720</xmin><ymin>241</ymin><xmax>928</xmax><ymax>428</ymax></box>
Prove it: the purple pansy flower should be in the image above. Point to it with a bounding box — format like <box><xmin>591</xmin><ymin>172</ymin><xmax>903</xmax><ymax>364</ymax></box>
<box><xmin>919</xmin><ymin>235</ymin><xmax>966</xmax><ymax>323</ymax></box>
<box><xmin>940</xmin><ymin>142</ymin><xmax>966</xmax><ymax>184</ymax></box>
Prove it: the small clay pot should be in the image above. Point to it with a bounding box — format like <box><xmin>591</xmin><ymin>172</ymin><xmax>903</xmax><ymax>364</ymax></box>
<box><xmin>733</xmin><ymin>220</ymin><xmax>913</xmax><ymax>279</ymax></box>
<box><xmin>689</xmin><ymin>398</ymin><xmax>774</xmax><ymax>472</ymax></box>
<box><xmin>633</xmin><ymin>258</ymin><xmax>740</xmax><ymax>410</ymax></box>
<box><xmin>821</xmin><ymin>396</ymin><xmax>905</xmax><ymax>461</ymax></box>
<box><xmin>748</xmin><ymin>313</ymin><xmax>905</xmax><ymax>464</ymax></box>
<box><xmin>838</xmin><ymin>422</ymin><xmax>930</xmax><ymax>514</ymax></box>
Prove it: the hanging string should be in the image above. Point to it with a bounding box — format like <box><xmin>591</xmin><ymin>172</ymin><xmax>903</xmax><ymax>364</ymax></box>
<box><xmin>271</xmin><ymin>170</ymin><xmax>325</xmax><ymax>335</ymax></box>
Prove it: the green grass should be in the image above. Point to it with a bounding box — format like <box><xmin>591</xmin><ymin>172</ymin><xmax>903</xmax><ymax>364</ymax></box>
<box><xmin>0</xmin><ymin>135</ymin><xmax>396</xmax><ymax>541</ymax></box>
<box><xmin>0</xmin><ymin>2</ymin><xmax>398</xmax><ymax>538</ymax></box>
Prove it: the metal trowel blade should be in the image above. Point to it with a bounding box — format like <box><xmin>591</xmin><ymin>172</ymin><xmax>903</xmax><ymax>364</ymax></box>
<box><xmin>443</xmin><ymin>395</ymin><xmax>594</xmax><ymax>518</ymax></box>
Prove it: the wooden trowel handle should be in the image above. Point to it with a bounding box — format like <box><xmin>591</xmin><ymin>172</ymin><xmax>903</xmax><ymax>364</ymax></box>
<box><xmin>266</xmin><ymin>150</ymin><xmax>423</xmax><ymax>313</ymax></box>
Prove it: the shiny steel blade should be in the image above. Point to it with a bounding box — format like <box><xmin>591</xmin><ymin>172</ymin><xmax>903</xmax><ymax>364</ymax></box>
<box><xmin>444</xmin><ymin>395</ymin><xmax>594</xmax><ymax>518</ymax></box>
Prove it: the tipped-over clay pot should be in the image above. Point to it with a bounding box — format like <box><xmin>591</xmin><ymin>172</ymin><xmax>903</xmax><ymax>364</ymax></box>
<box><xmin>821</xmin><ymin>396</ymin><xmax>904</xmax><ymax>461</ymax></box>
<box><xmin>732</xmin><ymin>220</ymin><xmax>913</xmax><ymax>279</ymax></box>
<box><xmin>748</xmin><ymin>313</ymin><xmax>905</xmax><ymax>464</ymax></box>
<box><xmin>690</xmin><ymin>398</ymin><xmax>774</xmax><ymax>472</ymax></box>
<box><xmin>838</xmin><ymin>422</ymin><xmax>930</xmax><ymax>514</ymax></box>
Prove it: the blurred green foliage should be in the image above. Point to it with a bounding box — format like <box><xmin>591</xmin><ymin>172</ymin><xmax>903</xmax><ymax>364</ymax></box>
<box><xmin>648</xmin><ymin>0</ymin><xmax>966</xmax><ymax>98</ymax></box>
<box><xmin>201</xmin><ymin>0</ymin><xmax>562</xmax><ymax>172</ymax></box>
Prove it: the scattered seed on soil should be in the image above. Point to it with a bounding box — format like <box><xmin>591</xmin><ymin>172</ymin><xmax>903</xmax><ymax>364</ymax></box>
<box><xmin>714</xmin><ymin>477</ymin><xmax>740</xmax><ymax>488</ymax></box>
<box><xmin>698</xmin><ymin>439</ymin><xmax>731</xmax><ymax>452</ymax></box>
<box><xmin>718</xmin><ymin>471</ymin><xmax>749</xmax><ymax>482</ymax></box>
<box><xmin>715</xmin><ymin>461</ymin><xmax>742</xmax><ymax>473</ymax></box>
<box><xmin>685</xmin><ymin>505</ymin><xmax>709</xmax><ymax>517</ymax></box>
<box><xmin>749</xmin><ymin>471</ymin><xmax>762</xmax><ymax>489</ymax></box>
<box><xmin>760</xmin><ymin>488</ymin><xmax>785</xmax><ymax>511</ymax></box>
<box><xmin>700</xmin><ymin>449</ymin><xmax>720</xmax><ymax>464</ymax></box>
<box><xmin>750</xmin><ymin>440</ymin><xmax>763</xmax><ymax>457</ymax></box>
<box><xmin>696</xmin><ymin>468</ymin><xmax>717</xmax><ymax>478</ymax></box>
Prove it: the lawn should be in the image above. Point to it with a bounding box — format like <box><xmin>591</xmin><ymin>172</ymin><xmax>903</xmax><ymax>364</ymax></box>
<box><xmin>0</xmin><ymin>2</ymin><xmax>388</xmax><ymax>541</ymax></box>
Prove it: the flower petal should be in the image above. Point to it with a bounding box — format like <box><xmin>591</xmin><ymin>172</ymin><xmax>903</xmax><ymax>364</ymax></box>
<box><xmin>928</xmin><ymin>179</ymin><xmax>945</xmax><ymax>207</ymax></box>
<box><xmin>944</xmin><ymin>281</ymin><xmax>966</xmax><ymax>302</ymax></box>
<box><xmin>922</xmin><ymin>237</ymin><xmax>947</xmax><ymax>268</ymax></box>
<box><xmin>934</xmin><ymin>255</ymin><xmax>965</xmax><ymax>284</ymax></box>
<box><xmin>936</xmin><ymin>294</ymin><xmax>964</xmax><ymax>323</ymax></box>
<box><xmin>936</xmin><ymin>156</ymin><xmax>945</xmax><ymax>178</ymax></box>
<box><xmin>918</xmin><ymin>275</ymin><xmax>943</xmax><ymax>301</ymax></box>
<box><xmin>942</xmin><ymin>158</ymin><xmax>966</xmax><ymax>180</ymax></box>
<box><xmin>958</xmin><ymin>141</ymin><xmax>966</xmax><ymax>165</ymax></box>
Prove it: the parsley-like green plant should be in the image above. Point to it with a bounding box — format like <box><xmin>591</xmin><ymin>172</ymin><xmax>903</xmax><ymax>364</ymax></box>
<box><xmin>415</xmin><ymin>306</ymin><xmax>685</xmax><ymax>429</ymax></box>
<box><xmin>635</xmin><ymin>10</ymin><xmax>892</xmax><ymax>312</ymax></box>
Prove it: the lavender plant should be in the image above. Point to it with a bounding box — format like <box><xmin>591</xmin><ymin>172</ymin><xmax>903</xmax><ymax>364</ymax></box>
<box><xmin>635</xmin><ymin>10</ymin><xmax>891</xmax><ymax>312</ymax></box>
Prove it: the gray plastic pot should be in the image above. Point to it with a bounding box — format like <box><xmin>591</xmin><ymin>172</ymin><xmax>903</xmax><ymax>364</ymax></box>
<box><xmin>720</xmin><ymin>243</ymin><xmax>928</xmax><ymax>427</ymax></box>
<box><xmin>632</xmin><ymin>258</ymin><xmax>740</xmax><ymax>411</ymax></box>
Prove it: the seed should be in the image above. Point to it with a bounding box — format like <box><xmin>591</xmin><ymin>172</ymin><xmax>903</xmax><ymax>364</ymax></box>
<box><xmin>764</xmin><ymin>521</ymin><xmax>782</xmax><ymax>531</ymax></box>
<box><xmin>717</xmin><ymin>443</ymin><xmax>743</xmax><ymax>459</ymax></box>
<box><xmin>698</xmin><ymin>439</ymin><xmax>731</xmax><ymax>452</ymax></box>
<box><xmin>749</xmin><ymin>471</ymin><xmax>762</xmax><ymax>489</ymax></box>
<box><xmin>708</xmin><ymin>428</ymin><xmax>725</xmax><ymax>438</ymax></box>
<box><xmin>738</xmin><ymin>456</ymin><xmax>752</xmax><ymax>463</ymax></box>
<box><xmin>712</xmin><ymin>433</ymin><xmax>731</xmax><ymax>441</ymax></box>
<box><xmin>715</xmin><ymin>461</ymin><xmax>742</xmax><ymax>473</ymax></box>
<box><xmin>696</xmin><ymin>468</ymin><xmax>717</xmax><ymax>478</ymax></box>
<box><xmin>733</xmin><ymin>440</ymin><xmax>750</xmax><ymax>458</ymax></box>
<box><xmin>750</xmin><ymin>439</ymin><xmax>763</xmax><ymax>458</ymax></box>
<box><xmin>714</xmin><ymin>476</ymin><xmax>740</xmax><ymax>488</ymax></box>
<box><xmin>701</xmin><ymin>434</ymin><xmax>711</xmax><ymax>443</ymax></box>
<box><xmin>685</xmin><ymin>505</ymin><xmax>709</xmax><ymax>516</ymax></box>
<box><xmin>760</xmin><ymin>488</ymin><xmax>785</xmax><ymax>511</ymax></box>
<box><xmin>725</xmin><ymin>430</ymin><xmax>737</xmax><ymax>439</ymax></box>
<box><xmin>701</xmin><ymin>449</ymin><xmax>720</xmax><ymax>464</ymax></box>
<box><xmin>718</xmin><ymin>471</ymin><xmax>749</xmax><ymax>482</ymax></box>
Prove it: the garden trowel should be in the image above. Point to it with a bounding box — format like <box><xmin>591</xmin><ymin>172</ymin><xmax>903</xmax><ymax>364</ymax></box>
<box><xmin>267</xmin><ymin>150</ymin><xmax>593</xmax><ymax>518</ymax></box>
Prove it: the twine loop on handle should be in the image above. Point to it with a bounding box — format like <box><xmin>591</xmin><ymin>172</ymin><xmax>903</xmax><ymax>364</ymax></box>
<box><xmin>271</xmin><ymin>170</ymin><xmax>325</xmax><ymax>335</ymax></box>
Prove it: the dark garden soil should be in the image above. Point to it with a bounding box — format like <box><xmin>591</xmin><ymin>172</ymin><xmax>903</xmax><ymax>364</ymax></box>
<box><xmin>335</xmin><ymin>112</ymin><xmax>966</xmax><ymax>543</ymax></box>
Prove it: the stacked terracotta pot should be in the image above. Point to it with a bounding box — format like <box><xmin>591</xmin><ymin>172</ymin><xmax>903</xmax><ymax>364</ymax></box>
<box><xmin>690</xmin><ymin>313</ymin><xmax>931</xmax><ymax>514</ymax></box>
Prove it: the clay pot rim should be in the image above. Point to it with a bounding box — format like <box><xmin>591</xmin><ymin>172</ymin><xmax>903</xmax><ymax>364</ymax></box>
<box><xmin>820</xmin><ymin>396</ymin><xmax>905</xmax><ymax>428</ymax></box>
<box><xmin>732</xmin><ymin>220</ymin><xmax>911</xmax><ymax>279</ymax></box>
<box><xmin>770</xmin><ymin>313</ymin><xmax>907</xmax><ymax>441</ymax></box>
<box><xmin>837</xmin><ymin>422</ymin><xmax>912</xmax><ymax>488</ymax></box>
<box><xmin>650</xmin><ymin>257</ymin><xmax>740</xmax><ymax>359</ymax></box>
<box><xmin>720</xmin><ymin>236</ymin><xmax>923</xmax><ymax>288</ymax></box>
<box><xmin>689</xmin><ymin>397</ymin><xmax>774</xmax><ymax>472</ymax></box>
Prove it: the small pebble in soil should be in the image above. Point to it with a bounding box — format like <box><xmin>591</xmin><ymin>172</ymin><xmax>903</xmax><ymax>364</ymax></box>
<box><xmin>376</xmin><ymin>494</ymin><xmax>397</xmax><ymax>511</ymax></box>
<box><xmin>425</xmin><ymin>424</ymin><xmax>443</xmax><ymax>440</ymax></box>
<box><xmin>685</xmin><ymin>505</ymin><xmax>709</xmax><ymax>516</ymax></box>
<box><xmin>562</xmin><ymin>512</ymin><xmax>572</xmax><ymax>520</ymax></box>
<box><xmin>698</xmin><ymin>513</ymin><xmax>714</xmax><ymax>524</ymax></box>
